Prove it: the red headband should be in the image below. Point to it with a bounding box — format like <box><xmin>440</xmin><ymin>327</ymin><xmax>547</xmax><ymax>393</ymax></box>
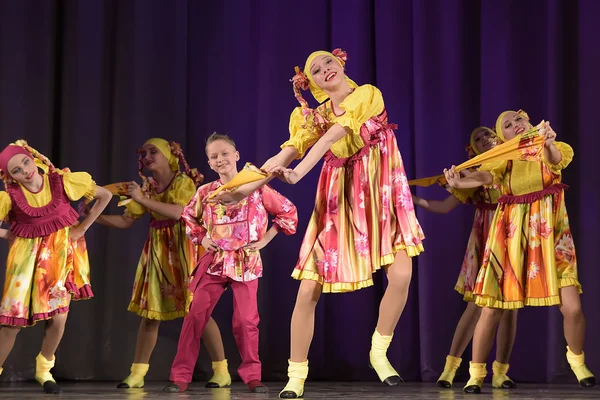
<box><xmin>0</xmin><ymin>145</ymin><xmax>33</xmax><ymax>175</ymax></box>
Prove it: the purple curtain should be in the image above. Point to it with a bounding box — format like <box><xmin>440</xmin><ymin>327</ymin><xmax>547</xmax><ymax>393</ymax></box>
<box><xmin>0</xmin><ymin>0</ymin><xmax>599</xmax><ymax>384</ymax></box>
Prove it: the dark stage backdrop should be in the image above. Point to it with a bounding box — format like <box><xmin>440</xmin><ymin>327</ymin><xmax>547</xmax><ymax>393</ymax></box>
<box><xmin>0</xmin><ymin>0</ymin><xmax>599</xmax><ymax>385</ymax></box>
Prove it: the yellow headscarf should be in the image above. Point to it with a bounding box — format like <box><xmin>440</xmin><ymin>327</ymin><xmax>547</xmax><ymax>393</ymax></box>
<box><xmin>469</xmin><ymin>126</ymin><xmax>498</xmax><ymax>156</ymax></box>
<box><xmin>142</xmin><ymin>138</ymin><xmax>179</xmax><ymax>172</ymax></box>
<box><xmin>303</xmin><ymin>50</ymin><xmax>358</xmax><ymax>103</ymax></box>
<box><xmin>495</xmin><ymin>109</ymin><xmax>531</xmax><ymax>142</ymax></box>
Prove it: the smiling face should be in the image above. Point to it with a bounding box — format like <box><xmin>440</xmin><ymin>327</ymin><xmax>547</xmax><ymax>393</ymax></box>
<box><xmin>6</xmin><ymin>154</ymin><xmax>40</xmax><ymax>184</ymax></box>
<box><xmin>500</xmin><ymin>111</ymin><xmax>532</xmax><ymax>140</ymax></box>
<box><xmin>309</xmin><ymin>55</ymin><xmax>345</xmax><ymax>91</ymax></box>
<box><xmin>206</xmin><ymin>140</ymin><xmax>239</xmax><ymax>176</ymax></box>
<box><xmin>472</xmin><ymin>129</ymin><xmax>497</xmax><ymax>154</ymax></box>
<box><xmin>139</xmin><ymin>144</ymin><xmax>169</xmax><ymax>172</ymax></box>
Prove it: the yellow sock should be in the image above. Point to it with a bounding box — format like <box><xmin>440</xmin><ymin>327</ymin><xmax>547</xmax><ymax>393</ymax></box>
<box><xmin>121</xmin><ymin>363</ymin><xmax>150</xmax><ymax>388</ymax></box>
<box><xmin>369</xmin><ymin>330</ymin><xmax>400</xmax><ymax>382</ymax></box>
<box><xmin>207</xmin><ymin>359</ymin><xmax>232</xmax><ymax>387</ymax></box>
<box><xmin>492</xmin><ymin>360</ymin><xmax>514</xmax><ymax>388</ymax></box>
<box><xmin>464</xmin><ymin>362</ymin><xmax>487</xmax><ymax>389</ymax></box>
<box><xmin>279</xmin><ymin>360</ymin><xmax>308</xmax><ymax>398</ymax></box>
<box><xmin>566</xmin><ymin>346</ymin><xmax>594</xmax><ymax>382</ymax></box>
<box><xmin>35</xmin><ymin>353</ymin><xmax>56</xmax><ymax>386</ymax></box>
<box><xmin>437</xmin><ymin>355</ymin><xmax>462</xmax><ymax>386</ymax></box>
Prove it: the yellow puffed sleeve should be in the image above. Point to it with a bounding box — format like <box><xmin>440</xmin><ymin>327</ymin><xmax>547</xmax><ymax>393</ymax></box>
<box><xmin>0</xmin><ymin>191</ymin><xmax>12</xmax><ymax>221</ymax></box>
<box><xmin>543</xmin><ymin>141</ymin><xmax>573</xmax><ymax>172</ymax></box>
<box><xmin>123</xmin><ymin>200</ymin><xmax>146</xmax><ymax>219</ymax></box>
<box><xmin>62</xmin><ymin>171</ymin><xmax>97</xmax><ymax>201</ymax></box>
<box><xmin>280</xmin><ymin>107</ymin><xmax>322</xmax><ymax>159</ymax></box>
<box><xmin>166</xmin><ymin>174</ymin><xmax>196</xmax><ymax>206</ymax></box>
<box><xmin>450</xmin><ymin>187</ymin><xmax>478</xmax><ymax>204</ymax></box>
<box><xmin>478</xmin><ymin>160</ymin><xmax>508</xmax><ymax>187</ymax></box>
<box><xmin>336</xmin><ymin>84</ymin><xmax>384</xmax><ymax>136</ymax></box>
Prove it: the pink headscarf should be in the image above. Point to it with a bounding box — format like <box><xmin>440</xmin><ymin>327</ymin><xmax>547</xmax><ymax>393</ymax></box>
<box><xmin>0</xmin><ymin>145</ymin><xmax>33</xmax><ymax>176</ymax></box>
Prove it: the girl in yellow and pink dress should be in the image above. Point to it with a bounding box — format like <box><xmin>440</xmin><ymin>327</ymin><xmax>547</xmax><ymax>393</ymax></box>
<box><xmin>412</xmin><ymin>127</ymin><xmax>517</xmax><ymax>389</ymax></box>
<box><xmin>211</xmin><ymin>48</ymin><xmax>425</xmax><ymax>398</ymax></box>
<box><xmin>444</xmin><ymin>110</ymin><xmax>595</xmax><ymax>393</ymax></box>
<box><xmin>0</xmin><ymin>140</ymin><xmax>112</xmax><ymax>394</ymax></box>
<box><xmin>94</xmin><ymin>138</ymin><xmax>229</xmax><ymax>389</ymax></box>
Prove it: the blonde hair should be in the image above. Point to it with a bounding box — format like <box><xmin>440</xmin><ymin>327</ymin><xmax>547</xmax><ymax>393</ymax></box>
<box><xmin>205</xmin><ymin>132</ymin><xmax>237</xmax><ymax>152</ymax></box>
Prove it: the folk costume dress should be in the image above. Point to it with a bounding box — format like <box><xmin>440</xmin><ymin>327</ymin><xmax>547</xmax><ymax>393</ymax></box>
<box><xmin>123</xmin><ymin>172</ymin><xmax>197</xmax><ymax>320</ymax></box>
<box><xmin>282</xmin><ymin>84</ymin><xmax>425</xmax><ymax>293</ymax></box>
<box><xmin>0</xmin><ymin>163</ymin><xmax>95</xmax><ymax>327</ymax></box>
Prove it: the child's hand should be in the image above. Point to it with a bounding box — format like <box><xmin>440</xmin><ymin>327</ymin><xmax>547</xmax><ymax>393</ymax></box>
<box><xmin>127</xmin><ymin>181</ymin><xmax>144</xmax><ymax>202</ymax></box>
<box><xmin>268</xmin><ymin>166</ymin><xmax>300</xmax><ymax>184</ymax></box>
<box><xmin>201</xmin><ymin>236</ymin><xmax>218</xmax><ymax>252</ymax></box>
<box><xmin>541</xmin><ymin>121</ymin><xmax>557</xmax><ymax>148</ymax></box>
<box><xmin>69</xmin><ymin>225</ymin><xmax>86</xmax><ymax>241</ymax></box>
<box><xmin>244</xmin><ymin>238</ymin><xmax>269</xmax><ymax>251</ymax></box>
<box><xmin>443</xmin><ymin>166</ymin><xmax>461</xmax><ymax>188</ymax></box>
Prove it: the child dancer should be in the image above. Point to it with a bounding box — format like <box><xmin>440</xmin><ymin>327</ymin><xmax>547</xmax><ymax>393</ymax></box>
<box><xmin>444</xmin><ymin>110</ymin><xmax>595</xmax><ymax>393</ymax></box>
<box><xmin>212</xmin><ymin>49</ymin><xmax>425</xmax><ymax>398</ymax></box>
<box><xmin>412</xmin><ymin>127</ymin><xmax>518</xmax><ymax>388</ymax></box>
<box><xmin>0</xmin><ymin>140</ymin><xmax>111</xmax><ymax>394</ymax></box>
<box><xmin>164</xmin><ymin>133</ymin><xmax>298</xmax><ymax>393</ymax></box>
<box><xmin>94</xmin><ymin>138</ymin><xmax>229</xmax><ymax>389</ymax></box>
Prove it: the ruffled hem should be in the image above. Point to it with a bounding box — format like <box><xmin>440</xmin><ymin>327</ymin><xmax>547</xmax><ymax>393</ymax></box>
<box><xmin>498</xmin><ymin>183</ymin><xmax>568</xmax><ymax>204</ymax></box>
<box><xmin>65</xmin><ymin>282</ymin><xmax>94</xmax><ymax>300</ymax></box>
<box><xmin>291</xmin><ymin>269</ymin><xmax>374</xmax><ymax>293</ymax></box>
<box><xmin>11</xmin><ymin>209</ymin><xmax>78</xmax><ymax>238</ymax></box>
<box><xmin>474</xmin><ymin>278</ymin><xmax>581</xmax><ymax>309</ymax></box>
<box><xmin>0</xmin><ymin>306</ymin><xmax>70</xmax><ymax>328</ymax></box>
<box><xmin>393</xmin><ymin>243</ymin><xmax>424</xmax><ymax>259</ymax></box>
<box><xmin>127</xmin><ymin>302</ymin><xmax>186</xmax><ymax>321</ymax></box>
<box><xmin>454</xmin><ymin>287</ymin><xmax>476</xmax><ymax>302</ymax></box>
<box><xmin>7</xmin><ymin>172</ymin><xmax>65</xmax><ymax>217</ymax></box>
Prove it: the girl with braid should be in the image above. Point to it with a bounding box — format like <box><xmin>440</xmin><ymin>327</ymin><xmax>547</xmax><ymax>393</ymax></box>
<box><xmin>93</xmin><ymin>139</ymin><xmax>230</xmax><ymax>389</ymax></box>
<box><xmin>0</xmin><ymin>140</ymin><xmax>112</xmax><ymax>394</ymax></box>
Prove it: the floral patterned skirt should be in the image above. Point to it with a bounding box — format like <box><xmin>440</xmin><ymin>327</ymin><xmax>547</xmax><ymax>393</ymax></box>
<box><xmin>473</xmin><ymin>190</ymin><xmax>580</xmax><ymax>309</ymax></box>
<box><xmin>128</xmin><ymin>221</ymin><xmax>195</xmax><ymax>320</ymax></box>
<box><xmin>0</xmin><ymin>226</ymin><xmax>93</xmax><ymax>327</ymax></box>
<box><xmin>454</xmin><ymin>207</ymin><xmax>495</xmax><ymax>301</ymax></box>
<box><xmin>292</xmin><ymin>123</ymin><xmax>425</xmax><ymax>293</ymax></box>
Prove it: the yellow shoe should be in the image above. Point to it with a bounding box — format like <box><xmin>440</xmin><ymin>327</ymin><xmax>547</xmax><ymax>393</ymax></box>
<box><xmin>0</xmin><ymin>367</ymin><xmax>3</xmax><ymax>375</ymax></box>
<box><xmin>566</xmin><ymin>347</ymin><xmax>596</xmax><ymax>387</ymax></box>
<box><xmin>279</xmin><ymin>360</ymin><xmax>308</xmax><ymax>398</ymax></box>
<box><xmin>463</xmin><ymin>362</ymin><xmax>487</xmax><ymax>394</ymax></box>
<box><xmin>492</xmin><ymin>360</ymin><xmax>516</xmax><ymax>388</ymax></box>
<box><xmin>369</xmin><ymin>330</ymin><xmax>403</xmax><ymax>386</ymax></box>
<box><xmin>117</xmin><ymin>363</ymin><xmax>150</xmax><ymax>389</ymax></box>
<box><xmin>35</xmin><ymin>353</ymin><xmax>61</xmax><ymax>394</ymax></box>
<box><xmin>205</xmin><ymin>359</ymin><xmax>232</xmax><ymax>388</ymax></box>
<box><xmin>437</xmin><ymin>355</ymin><xmax>462</xmax><ymax>388</ymax></box>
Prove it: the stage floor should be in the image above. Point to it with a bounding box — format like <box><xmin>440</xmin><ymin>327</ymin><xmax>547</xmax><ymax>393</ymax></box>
<box><xmin>0</xmin><ymin>381</ymin><xmax>598</xmax><ymax>399</ymax></box>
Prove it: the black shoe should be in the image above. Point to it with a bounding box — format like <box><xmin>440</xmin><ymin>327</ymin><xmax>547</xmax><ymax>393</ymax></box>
<box><xmin>368</xmin><ymin>362</ymin><xmax>403</xmax><ymax>386</ymax></box>
<box><xmin>499</xmin><ymin>379</ymin><xmax>517</xmax><ymax>389</ymax></box>
<box><xmin>279</xmin><ymin>390</ymin><xmax>301</xmax><ymax>398</ymax></box>
<box><xmin>580</xmin><ymin>376</ymin><xmax>596</xmax><ymax>388</ymax></box>
<box><xmin>437</xmin><ymin>380</ymin><xmax>452</xmax><ymax>388</ymax></box>
<box><xmin>42</xmin><ymin>381</ymin><xmax>62</xmax><ymax>394</ymax></box>
<box><xmin>116</xmin><ymin>382</ymin><xmax>131</xmax><ymax>389</ymax></box>
<box><xmin>205</xmin><ymin>382</ymin><xmax>220</xmax><ymax>388</ymax></box>
<box><xmin>464</xmin><ymin>385</ymin><xmax>481</xmax><ymax>394</ymax></box>
<box><xmin>163</xmin><ymin>384</ymin><xmax>182</xmax><ymax>393</ymax></box>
